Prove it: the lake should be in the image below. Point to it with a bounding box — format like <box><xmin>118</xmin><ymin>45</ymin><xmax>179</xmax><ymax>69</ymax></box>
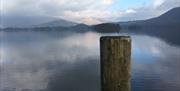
<box><xmin>0</xmin><ymin>31</ymin><xmax>180</xmax><ymax>91</ymax></box>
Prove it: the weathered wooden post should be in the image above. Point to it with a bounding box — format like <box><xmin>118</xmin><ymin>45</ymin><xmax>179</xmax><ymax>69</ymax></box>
<box><xmin>100</xmin><ymin>36</ymin><xmax>131</xmax><ymax>91</ymax></box>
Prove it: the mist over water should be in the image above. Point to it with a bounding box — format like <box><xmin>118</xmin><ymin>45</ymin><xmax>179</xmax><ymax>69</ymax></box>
<box><xmin>0</xmin><ymin>31</ymin><xmax>180</xmax><ymax>91</ymax></box>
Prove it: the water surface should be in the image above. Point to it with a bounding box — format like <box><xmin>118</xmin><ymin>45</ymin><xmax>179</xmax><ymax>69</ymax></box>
<box><xmin>0</xmin><ymin>31</ymin><xmax>180</xmax><ymax>91</ymax></box>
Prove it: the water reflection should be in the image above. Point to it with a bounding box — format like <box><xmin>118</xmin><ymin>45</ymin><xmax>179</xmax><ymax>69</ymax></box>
<box><xmin>0</xmin><ymin>31</ymin><xmax>180</xmax><ymax>91</ymax></box>
<box><xmin>131</xmin><ymin>35</ymin><xmax>180</xmax><ymax>91</ymax></box>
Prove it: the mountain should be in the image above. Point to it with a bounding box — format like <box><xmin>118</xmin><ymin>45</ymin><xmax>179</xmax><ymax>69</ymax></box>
<box><xmin>146</xmin><ymin>7</ymin><xmax>180</xmax><ymax>26</ymax></box>
<box><xmin>0</xmin><ymin>16</ymin><xmax>77</xmax><ymax>28</ymax></box>
<box><xmin>36</xmin><ymin>19</ymin><xmax>78</xmax><ymax>27</ymax></box>
<box><xmin>119</xmin><ymin>7</ymin><xmax>180</xmax><ymax>45</ymax></box>
<box><xmin>0</xmin><ymin>16</ymin><xmax>57</xmax><ymax>28</ymax></box>
<box><xmin>119</xmin><ymin>7</ymin><xmax>180</xmax><ymax>27</ymax></box>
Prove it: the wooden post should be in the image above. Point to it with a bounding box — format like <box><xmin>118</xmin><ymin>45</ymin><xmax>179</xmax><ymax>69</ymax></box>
<box><xmin>100</xmin><ymin>36</ymin><xmax>131</xmax><ymax>91</ymax></box>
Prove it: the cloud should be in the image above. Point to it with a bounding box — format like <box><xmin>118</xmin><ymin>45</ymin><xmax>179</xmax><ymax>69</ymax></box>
<box><xmin>153</xmin><ymin>0</ymin><xmax>166</xmax><ymax>8</ymax></box>
<box><xmin>1</xmin><ymin>0</ymin><xmax>180</xmax><ymax>25</ymax></box>
<box><xmin>158</xmin><ymin>0</ymin><xmax>180</xmax><ymax>10</ymax></box>
<box><xmin>117</xmin><ymin>0</ymin><xmax>180</xmax><ymax>21</ymax></box>
<box><xmin>0</xmin><ymin>0</ymin><xmax>117</xmax><ymax>24</ymax></box>
<box><xmin>63</xmin><ymin>9</ymin><xmax>123</xmax><ymax>24</ymax></box>
<box><xmin>1</xmin><ymin>0</ymin><xmax>114</xmax><ymax>16</ymax></box>
<box><xmin>126</xmin><ymin>9</ymin><xmax>137</xmax><ymax>13</ymax></box>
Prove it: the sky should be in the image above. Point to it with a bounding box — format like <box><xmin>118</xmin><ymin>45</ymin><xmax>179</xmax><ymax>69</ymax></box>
<box><xmin>0</xmin><ymin>0</ymin><xmax>180</xmax><ymax>25</ymax></box>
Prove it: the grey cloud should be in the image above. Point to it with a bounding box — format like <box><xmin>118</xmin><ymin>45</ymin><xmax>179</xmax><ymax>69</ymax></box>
<box><xmin>1</xmin><ymin>0</ymin><xmax>114</xmax><ymax>26</ymax></box>
<box><xmin>1</xmin><ymin>0</ymin><xmax>180</xmax><ymax>25</ymax></box>
<box><xmin>1</xmin><ymin>0</ymin><xmax>108</xmax><ymax>16</ymax></box>
<box><xmin>158</xmin><ymin>0</ymin><xmax>180</xmax><ymax>11</ymax></box>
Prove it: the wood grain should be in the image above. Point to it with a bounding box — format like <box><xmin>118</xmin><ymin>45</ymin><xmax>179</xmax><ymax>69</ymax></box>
<box><xmin>100</xmin><ymin>36</ymin><xmax>131</xmax><ymax>91</ymax></box>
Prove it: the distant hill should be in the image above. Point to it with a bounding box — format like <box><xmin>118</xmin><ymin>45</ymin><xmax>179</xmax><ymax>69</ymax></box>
<box><xmin>119</xmin><ymin>7</ymin><xmax>180</xmax><ymax>27</ymax></box>
<box><xmin>146</xmin><ymin>7</ymin><xmax>180</xmax><ymax>26</ymax></box>
<box><xmin>0</xmin><ymin>16</ymin><xmax>57</xmax><ymax>28</ymax></box>
<box><xmin>36</xmin><ymin>19</ymin><xmax>78</xmax><ymax>27</ymax></box>
<box><xmin>118</xmin><ymin>7</ymin><xmax>180</xmax><ymax>45</ymax></box>
<box><xmin>0</xmin><ymin>16</ymin><xmax>78</xmax><ymax>28</ymax></box>
<box><xmin>92</xmin><ymin>23</ymin><xmax>121</xmax><ymax>33</ymax></box>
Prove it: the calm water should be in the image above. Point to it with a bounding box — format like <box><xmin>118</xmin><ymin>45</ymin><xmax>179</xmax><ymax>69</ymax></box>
<box><xmin>0</xmin><ymin>31</ymin><xmax>180</xmax><ymax>91</ymax></box>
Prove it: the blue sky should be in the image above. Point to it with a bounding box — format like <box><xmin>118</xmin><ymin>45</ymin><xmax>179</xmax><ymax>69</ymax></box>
<box><xmin>0</xmin><ymin>0</ymin><xmax>180</xmax><ymax>26</ymax></box>
<box><xmin>109</xmin><ymin>0</ymin><xmax>149</xmax><ymax>11</ymax></box>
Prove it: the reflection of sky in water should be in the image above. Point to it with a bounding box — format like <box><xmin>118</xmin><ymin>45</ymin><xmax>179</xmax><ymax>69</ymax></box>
<box><xmin>133</xmin><ymin>47</ymin><xmax>158</xmax><ymax>63</ymax></box>
<box><xmin>0</xmin><ymin>31</ymin><xmax>180</xmax><ymax>91</ymax></box>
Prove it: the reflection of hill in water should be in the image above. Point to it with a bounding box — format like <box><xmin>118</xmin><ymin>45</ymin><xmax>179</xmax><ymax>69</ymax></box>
<box><xmin>1</xmin><ymin>89</ymin><xmax>47</xmax><ymax>91</ymax></box>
